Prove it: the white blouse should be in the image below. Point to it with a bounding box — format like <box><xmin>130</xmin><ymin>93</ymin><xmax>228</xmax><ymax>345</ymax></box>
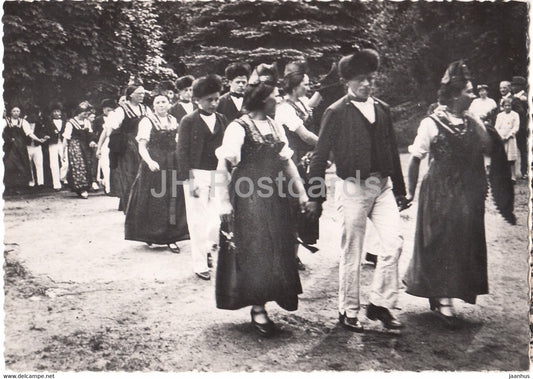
<box><xmin>215</xmin><ymin>115</ymin><xmax>293</xmax><ymax>167</ymax></box>
<box><xmin>104</xmin><ymin>103</ymin><xmax>151</xmax><ymax>131</ymax></box>
<box><xmin>63</xmin><ymin>119</ymin><xmax>92</xmax><ymax>140</ymax></box>
<box><xmin>275</xmin><ymin>97</ymin><xmax>312</xmax><ymax>132</ymax></box>
<box><xmin>469</xmin><ymin>97</ymin><xmax>497</xmax><ymax>120</ymax></box>
<box><xmin>136</xmin><ymin>115</ymin><xmax>178</xmax><ymax>143</ymax></box>
<box><xmin>215</xmin><ymin>115</ymin><xmax>293</xmax><ymax>215</ymax></box>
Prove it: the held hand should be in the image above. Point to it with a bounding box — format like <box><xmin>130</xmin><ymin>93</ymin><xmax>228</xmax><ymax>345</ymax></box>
<box><xmin>147</xmin><ymin>160</ymin><xmax>160</xmax><ymax>172</ymax></box>
<box><xmin>396</xmin><ymin>195</ymin><xmax>412</xmax><ymax>212</ymax></box>
<box><xmin>298</xmin><ymin>194</ymin><xmax>309</xmax><ymax>214</ymax></box>
<box><xmin>305</xmin><ymin>201</ymin><xmax>322</xmax><ymax>220</ymax></box>
<box><xmin>89</xmin><ymin>141</ymin><xmax>98</xmax><ymax>149</ymax></box>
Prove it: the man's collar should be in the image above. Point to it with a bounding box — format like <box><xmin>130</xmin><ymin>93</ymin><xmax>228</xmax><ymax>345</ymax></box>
<box><xmin>347</xmin><ymin>89</ymin><xmax>373</xmax><ymax>104</ymax></box>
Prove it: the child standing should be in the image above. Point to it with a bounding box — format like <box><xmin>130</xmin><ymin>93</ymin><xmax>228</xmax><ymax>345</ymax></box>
<box><xmin>495</xmin><ymin>97</ymin><xmax>520</xmax><ymax>181</ymax></box>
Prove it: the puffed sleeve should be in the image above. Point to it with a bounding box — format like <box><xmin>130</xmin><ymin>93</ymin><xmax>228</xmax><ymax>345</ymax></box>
<box><xmin>104</xmin><ymin>107</ymin><xmax>125</xmax><ymax>130</ymax></box>
<box><xmin>270</xmin><ymin>117</ymin><xmax>294</xmax><ymax>161</ymax></box>
<box><xmin>21</xmin><ymin>119</ymin><xmax>32</xmax><ymax>136</ymax></box>
<box><xmin>275</xmin><ymin>102</ymin><xmax>304</xmax><ymax>132</ymax></box>
<box><xmin>408</xmin><ymin>117</ymin><xmax>439</xmax><ymax>159</ymax></box>
<box><xmin>136</xmin><ymin>117</ymin><xmax>152</xmax><ymax>143</ymax></box>
<box><xmin>215</xmin><ymin>121</ymin><xmax>246</xmax><ymax>167</ymax></box>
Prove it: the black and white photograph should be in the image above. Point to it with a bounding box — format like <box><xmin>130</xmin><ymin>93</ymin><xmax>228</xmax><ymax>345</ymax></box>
<box><xmin>1</xmin><ymin>0</ymin><xmax>530</xmax><ymax>375</ymax></box>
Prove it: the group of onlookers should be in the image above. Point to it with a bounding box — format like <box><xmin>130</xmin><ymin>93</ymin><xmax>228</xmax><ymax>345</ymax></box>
<box><xmin>467</xmin><ymin>76</ymin><xmax>528</xmax><ymax>181</ymax></box>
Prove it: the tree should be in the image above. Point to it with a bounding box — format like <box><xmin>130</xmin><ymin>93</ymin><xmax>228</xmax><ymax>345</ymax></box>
<box><xmin>161</xmin><ymin>1</ymin><xmax>378</xmax><ymax>78</ymax></box>
<box><xmin>3</xmin><ymin>1</ymin><xmax>173</xmax><ymax>115</ymax></box>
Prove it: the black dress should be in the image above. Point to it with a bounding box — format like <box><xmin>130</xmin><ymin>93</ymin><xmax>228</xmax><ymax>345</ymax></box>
<box><xmin>125</xmin><ymin>117</ymin><xmax>189</xmax><ymax>244</ymax></box>
<box><xmin>403</xmin><ymin>115</ymin><xmax>489</xmax><ymax>304</ymax></box>
<box><xmin>109</xmin><ymin>103</ymin><xmax>148</xmax><ymax>212</ymax></box>
<box><xmin>3</xmin><ymin>118</ymin><xmax>31</xmax><ymax>190</ymax></box>
<box><xmin>216</xmin><ymin>116</ymin><xmax>302</xmax><ymax>311</ymax></box>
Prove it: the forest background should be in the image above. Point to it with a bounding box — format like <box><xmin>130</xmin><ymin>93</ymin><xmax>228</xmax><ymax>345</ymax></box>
<box><xmin>3</xmin><ymin>1</ymin><xmax>528</xmax><ymax>148</ymax></box>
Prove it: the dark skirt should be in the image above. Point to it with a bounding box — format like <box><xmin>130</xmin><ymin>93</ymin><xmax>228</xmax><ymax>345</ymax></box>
<box><xmin>216</xmin><ymin>165</ymin><xmax>302</xmax><ymax>311</ymax></box>
<box><xmin>125</xmin><ymin>164</ymin><xmax>189</xmax><ymax>244</ymax></box>
<box><xmin>112</xmin><ymin>134</ymin><xmax>141</xmax><ymax>213</ymax></box>
<box><xmin>67</xmin><ymin>138</ymin><xmax>91</xmax><ymax>193</ymax></box>
<box><xmin>3</xmin><ymin>128</ymin><xmax>31</xmax><ymax>189</ymax></box>
<box><xmin>403</xmin><ymin>168</ymin><xmax>488</xmax><ymax>304</ymax></box>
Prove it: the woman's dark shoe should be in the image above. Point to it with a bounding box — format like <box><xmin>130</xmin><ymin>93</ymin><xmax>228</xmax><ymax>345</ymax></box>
<box><xmin>168</xmin><ymin>243</ymin><xmax>180</xmax><ymax>254</ymax></box>
<box><xmin>250</xmin><ymin>308</ymin><xmax>275</xmax><ymax>337</ymax></box>
<box><xmin>429</xmin><ymin>298</ymin><xmax>458</xmax><ymax>327</ymax></box>
<box><xmin>366</xmin><ymin>303</ymin><xmax>404</xmax><ymax>329</ymax></box>
<box><xmin>338</xmin><ymin>312</ymin><xmax>364</xmax><ymax>332</ymax></box>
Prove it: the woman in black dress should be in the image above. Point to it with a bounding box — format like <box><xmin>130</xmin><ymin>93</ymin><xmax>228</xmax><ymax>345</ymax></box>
<box><xmin>403</xmin><ymin>61</ymin><xmax>515</xmax><ymax>324</ymax></box>
<box><xmin>63</xmin><ymin>101</ymin><xmax>95</xmax><ymax>199</ymax></box>
<box><xmin>3</xmin><ymin>107</ymin><xmax>32</xmax><ymax>193</ymax></box>
<box><xmin>106</xmin><ymin>85</ymin><xmax>150</xmax><ymax>212</ymax></box>
<box><xmin>215</xmin><ymin>84</ymin><xmax>308</xmax><ymax>337</ymax></box>
<box><xmin>125</xmin><ymin>94</ymin><xmax>189</xmax><ymax>251</ymax></box>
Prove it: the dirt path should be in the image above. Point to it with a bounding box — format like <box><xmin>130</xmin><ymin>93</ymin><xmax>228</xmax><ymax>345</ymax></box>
<box><xmin>3</xmin><ymin>155</ymin><xmax>530</xmax><ymax>372</ymax></box>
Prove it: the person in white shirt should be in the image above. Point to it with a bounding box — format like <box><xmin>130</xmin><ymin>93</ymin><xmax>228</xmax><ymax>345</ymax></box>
<box><xmin>275</xmin><ymin>61</ymin><xmax>319</xmax><ymax>271</ymax></box>
<box><xmin>94</xmin><ymin>99</ymin><xmax>117</xmax><ymax>194</ymax></box>
<box><xmin>103</xmin><ymin>85</ymin><xmax>150</xmax><ymax>211</ymax></box>
<box><xmin>177</xmin><ymin>75</ymin><xmax>228</xmax><ymax>281</ymax></box>
<box><xmin>498</xmin><ymin>80</ymin><xmax>512</xmax><ymax>110</ymax></box>
<box><xmin>217</xmin><ymin>63</ymin><xmax>250</xmax><ymax>122</ymax></box>
<box><xmin>215</xmin><ymin>83</ymin><xmax>308</xmax><ymax>336</ymax></box>
<box><xmin>276</xmin><ymin>62</ymin><xmax>318</xmax><ymax>164</ymax></box>
<box><xmin>23</xmin><ymin>107</ymin><xmax>49</xmax><ymax>188</ymax></box>
<box><xmin>43</xmin><ymin>104</ymin><xmax>67</xmax><ymax>190</ymax></box>
<box><xmin>169</xmin><ymin>76</ymin><xmax>195</xmax><ymax>124</ymax></box>
<box><xmin>469</xmin><ymin>84</ymin><xmax>498</xmax><ymax>126</ymax></box>
<box><xmin>494</xmin><ymin>97</ymin><xmax>520</xmax><ymax>181</ymax></box>
<box><xmin>469</xmin><ymin>84</ymin><xmax>498</xmax><ymax>172</ymax></box>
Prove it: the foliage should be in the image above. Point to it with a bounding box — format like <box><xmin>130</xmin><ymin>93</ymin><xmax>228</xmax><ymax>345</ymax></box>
<box><xmin>3</xmin><ymin>1</ymin><xmax>171</xmax><ymax>115</ymax></box>
<box><xmin>160</xmin><ymin>1</ymin><xmax>378</xmax><ymax>78</ymax></box>
<box><xmin>3</xmin><ymin>1</ymin><xmax>528</xmax><ymax>145</ymax></box>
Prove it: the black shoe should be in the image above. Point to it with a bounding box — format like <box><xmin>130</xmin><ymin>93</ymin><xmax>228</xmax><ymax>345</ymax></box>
<box><xmin>251</xmin><ymin>308</ymin><xmax>275</xmax><ymax>337</ymax></box>
<box><xmin>338</xmin><ymin>312</ymin><xmax>364</xmax><ymax>333</ymax></box>
<box><xmin>366</xmin><ymin>303</ymin><xmax>404</xmax><ymax>329</ymax></box>
<box><xmin>428</xmin><ymin>298</ymin><xmax>458</xmax><ymax>328</ymax></box>
<box><xmin>168</xmin><ymin>243</ymin><xmax>180</xmax><ymax>254</ymax></box>
<box><xmin>195</xmin><ymin>271</ymin><xmax>210</xmax><ymax>281</ymax></box>
<box><xmin>364</xmin><ymin>253</ymin><xmax>377</xmax><ymax>266</ymax></box>
<box><xmin>207</xmin><ymin>252</ymin><xmax>213</xmax><ymax>268</ymax></box>
<box><xmin>296</xmin><ymin>257</ymin><xmax>306</xmax><ymax>271</ymax></box>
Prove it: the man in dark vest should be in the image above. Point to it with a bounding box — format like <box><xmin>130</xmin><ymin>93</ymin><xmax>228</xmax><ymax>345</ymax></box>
<box><xmin>510</xmin><ymin>76</ymin><xmax>528</xmax><ymax>178</ymax></box>
<box><xmin>217</xmin><ymin>63</ymin><xmax>250</xmax><ymax>122</ymax></box>
<box><xmin>178</xmin><ymin>75</ymin><xmax>228</xmax><ymax>281</ymax></box>
<box><xmin>170</xmin><ymin>75</ymin><xmax>196</xmax><ymax>125</ymax></box>
<box><xmin>306</xmin><ymin>49</ymin><xmax>409</xmax><ymax>332</ymax></box>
